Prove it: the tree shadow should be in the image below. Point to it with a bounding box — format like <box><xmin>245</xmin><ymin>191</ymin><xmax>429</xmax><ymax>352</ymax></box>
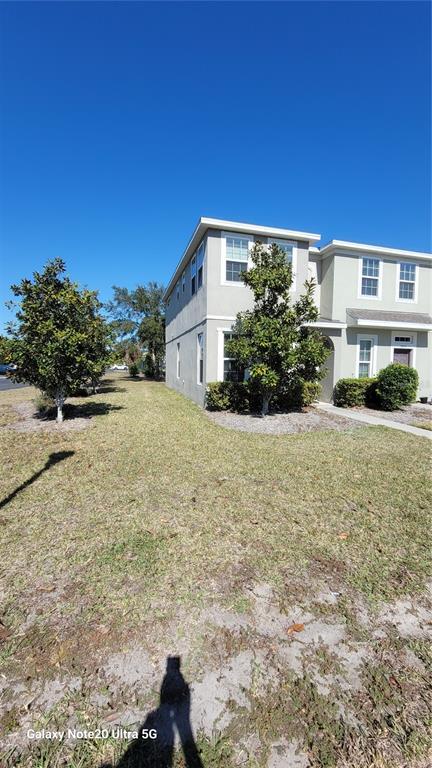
<box><xmin>103</xmin><ymin>656</ymin><xmax>203</xmax><ymax>768</ymax></box>
<box><xmin>0</xmin><ymin>451</ymin><xmax>74</xmax><ymax>511</ymax></box>
<box><xmin>64</xmin><ymin>402</ymin><xmax>124</xmax><ymax>419</ymax></box>
<box><xmin>96</xmin><ymin>386</ymin><xmax>127</xmax><ymax>394</ymax></box>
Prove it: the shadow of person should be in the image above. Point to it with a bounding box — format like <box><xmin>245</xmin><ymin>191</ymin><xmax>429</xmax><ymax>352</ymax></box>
<box><xmin>112</xmin><ymin>656</ymin><xmax>203</xmax><ymax>768</ymax></box>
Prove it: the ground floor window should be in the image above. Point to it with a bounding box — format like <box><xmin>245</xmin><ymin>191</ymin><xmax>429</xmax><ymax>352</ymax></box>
<box><xmin>197</xmin><ymin>333</ymin><xmax>204</xmax><ymax>384</ymax></box>
<box><xmin>357</xmin><ymin>335</ymin><xmax>377</xmax><ymax>378</ymax></box>
<box><xmin>223</xmin><ymin>333</ymin><xmax>244</xmax><ymax>382</ymax></box>
<box><xmin>176</xmin><ymin>342</ymin><xmax>181</xmax><ymax>378</ymax></box>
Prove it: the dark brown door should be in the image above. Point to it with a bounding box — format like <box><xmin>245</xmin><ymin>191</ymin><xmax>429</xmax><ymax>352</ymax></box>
<box><xmin>393</xmin><ymin>348</ymin><xmax>411</xmax><ymax>366</ymax></box>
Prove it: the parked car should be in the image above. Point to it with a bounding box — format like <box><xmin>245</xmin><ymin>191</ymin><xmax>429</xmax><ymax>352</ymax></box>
<box><xmin>0</xmin><ymin>363</ymin><xmax>16</xmax><ymax>375</ymax></box>
<box><xmin>110</xmin><ymin>364</ymin><xmax>128</xmax><ymax>370</ymax></box>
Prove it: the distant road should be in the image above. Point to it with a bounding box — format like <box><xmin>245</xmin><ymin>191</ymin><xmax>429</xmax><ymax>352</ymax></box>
<box><xmin>0</xmin><ymin>377</ymin><xmax>29</xmax><ymax>392</ymax></box>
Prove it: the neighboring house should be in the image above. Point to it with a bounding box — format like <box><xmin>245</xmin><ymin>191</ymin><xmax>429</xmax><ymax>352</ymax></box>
<box><xmin>163</xmin><ymin>218</ymin><xmax>432</xmax><ymax>405</ymax></box>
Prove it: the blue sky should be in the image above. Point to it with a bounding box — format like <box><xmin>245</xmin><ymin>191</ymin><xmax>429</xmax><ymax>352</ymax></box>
<box><xmin>0</xmin><ymin>1</ymin><xmax>430</xmax><ymax>329</ymax></box>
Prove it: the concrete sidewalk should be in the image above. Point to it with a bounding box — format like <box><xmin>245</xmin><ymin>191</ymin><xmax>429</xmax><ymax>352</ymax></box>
<box><xmin>317</xmin><ymin>402</ymin><xmax>432</xmax><ymax>440</ymax></box>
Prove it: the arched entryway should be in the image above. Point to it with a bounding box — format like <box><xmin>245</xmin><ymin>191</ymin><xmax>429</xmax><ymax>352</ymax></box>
<box><xmin>320</xmin><ymin>336</ymin><xmax>335</xmax><ymax>402</ymax></box>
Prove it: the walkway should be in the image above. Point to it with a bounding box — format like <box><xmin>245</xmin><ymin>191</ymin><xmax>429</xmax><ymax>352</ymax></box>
<box><xmin>317</xmin><ymin>402</ymin><xmax>432</xmax><ymax>440</ymax></box>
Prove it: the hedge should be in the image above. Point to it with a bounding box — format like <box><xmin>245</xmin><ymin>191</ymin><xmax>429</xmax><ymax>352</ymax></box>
<box><xmin>206</xmin><ymin>379</ymin><xmax>321</xmax><ymax>413</ymax></box>
<box><xmin>333</xmin><ymin>377</ymin><xmax>376</xmax><ymax>408</ymax></box>
<box><xmin>375</xmin><ymin>363</ymin><xmax>418</xmax><ymax>410</ymax></box>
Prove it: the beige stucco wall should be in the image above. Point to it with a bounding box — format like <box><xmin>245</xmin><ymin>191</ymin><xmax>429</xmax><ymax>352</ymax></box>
<box><xmin>328</xmin><ymin>253</ymin><xmax>432</xmax><ymax>321</ymax></box>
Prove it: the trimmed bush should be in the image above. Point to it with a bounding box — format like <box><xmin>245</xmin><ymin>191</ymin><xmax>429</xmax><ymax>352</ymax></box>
<box><xmin>302</xmin><ymin>381</ymin><xmax>321</xmax><ymax>406</ymax></box>
<box><xmin>206</xmin><ymin>379</ymin><xmax>321</xmax><ymax>412</ymax></box>
<box><xmin>375</xmin><ymin>363</ymin><xmax>418</xmax><ymax>410</ymax></box>
<box><xmin>333</xmin><ymin>377</ymin><xmax>376</xmax><ymax>408</ymax></box>
<box><xmin>206</xmin><ymin>381</ymin><xmax>251</xmax><ymax>412</ymax></box>
<box><xmin>128</xmin><ymin>362</ymin><xmax>139</xmax><ymax>377</ymax></box>
<box><xmin>206</xmin><ymin>382</ymin><xmax>232</xmax><ymax>411</ymax></box>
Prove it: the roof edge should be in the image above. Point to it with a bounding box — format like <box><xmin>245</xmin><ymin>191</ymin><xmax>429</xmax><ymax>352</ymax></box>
<box><xmin>318</xmin><ymin>239</ymin><xmax>432</xmax><ymax>261</ymax></box>
<box><xmin>163</xmin><ymin>217</ymin><xmax>321</xmax><ymax>300</ymax></box>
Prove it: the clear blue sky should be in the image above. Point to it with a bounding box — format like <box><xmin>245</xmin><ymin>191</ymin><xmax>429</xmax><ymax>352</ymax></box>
<box><xmin>0</xmin><ymin>1</ymin><xmax>430</xmax><ymax>329</ymax></box>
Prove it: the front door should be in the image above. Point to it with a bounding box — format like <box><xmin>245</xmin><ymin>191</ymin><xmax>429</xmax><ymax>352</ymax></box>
<box><xmin>393</xmin><ymin>348</ymin><xmax>411</xmax><ymax>366</ymax></box>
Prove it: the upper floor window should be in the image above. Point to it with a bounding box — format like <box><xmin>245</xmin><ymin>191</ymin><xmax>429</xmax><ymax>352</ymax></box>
<box><xmin>197</xmin><ymin>241</ymin><xmax>205</xmax><ymax>289</ymax></box>
<box><xmin>272</xmin><ymin>240</ymin><xmax>294</xmax><ymax>264</ymax></box>
<box><xmin>176</xmin><ymin>280</ymin><xmax>180</xmax><ymax>301</ymax></box>
<box><xmin>225</xmin><ymin>235</ymin><xmax>249</xmax><ymax>282</ymax></box>
<box><xmin>181</xmin><ymin>270</ymin><xmax>186</xmax><ymax>293</ymax></box>
<box><xmin>361</xmin><ymin>257</ymin><xmax>380</xmax><ymax>298</ymax></box>
<box><xmin>271</xmin><ymin>239</ymin><xmax>296</xmax><ymax>290</ymax></box>
<box><xmin>398</xmin><ymin>262</ymin><xmax>417</xmax><ymax>301</ymax></box>
<box><xmin>191</xmin><ymin>256</ymin><xmax>197</xmax><ymax>295</ymax></box>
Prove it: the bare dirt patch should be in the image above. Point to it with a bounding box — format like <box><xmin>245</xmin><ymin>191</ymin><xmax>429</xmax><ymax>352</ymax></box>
<box><xmin>206</xmin><ymin>407</ymin><xmax>364</xmax><ymax>434</ymax></box>
<box><xmin>2</xmin><ymin>402</ymin><xmax>92</xmax><ymax>433</ymax></box>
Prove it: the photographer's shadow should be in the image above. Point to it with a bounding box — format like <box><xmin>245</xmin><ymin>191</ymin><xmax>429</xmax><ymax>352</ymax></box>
<box><xmin>112</xmin><ymin>656</ymin><xmax>203</xmax><ymax>768</ymax></box>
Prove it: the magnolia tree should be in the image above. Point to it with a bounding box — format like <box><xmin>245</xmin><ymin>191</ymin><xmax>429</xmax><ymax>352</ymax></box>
<box><xmin>226</xmin><ymin>242</ymin><xmax>329</xmax><ymax>416</ymax></box>
<box><xmin>6</xmin><ymin>258</ymin><xmax>111</xmax><ymax>422</ymax></box>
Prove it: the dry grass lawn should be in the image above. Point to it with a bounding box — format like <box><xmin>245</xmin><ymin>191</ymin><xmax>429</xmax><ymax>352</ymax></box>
<box><xmin>0</xmin><ymin>374</ymin><xmax>431</xmax><ymax>768</ymax></box>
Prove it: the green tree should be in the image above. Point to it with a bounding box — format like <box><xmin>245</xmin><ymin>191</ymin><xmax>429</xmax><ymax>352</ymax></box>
<box><xmin>226</xmin><ymin>242</ymin><xmax>329</xmax><ymax>416</ymax></box>
<box><xmin>6</xmin><ymin>258</ymin><xmax>111</xmax><ymax>422</ymax></box>
<box><xmin>108</xmin><ymin>282</ymin><xmax>165</xmax><ymax>379</ymax></box>
<box><xmin>0</xmin><ymin>335</ymin><xmax>13</xmax><ymax>364</ymax></box>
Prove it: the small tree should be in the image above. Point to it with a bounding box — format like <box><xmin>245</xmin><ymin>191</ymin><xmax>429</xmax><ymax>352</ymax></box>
<box><xmin>6</xmin><ymin>258</ymin><xmax>111</xmax><ymax>422</ymax></box>
<box><xmin>226</xmin><ymin>242</ymin><xmax>329</xmax><ymax>416</ymax></box>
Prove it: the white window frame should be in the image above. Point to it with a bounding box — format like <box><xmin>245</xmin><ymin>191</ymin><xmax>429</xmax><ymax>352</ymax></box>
<box><xmin>396</xmin><ymin>261</ymin><xmax>418</xmax><ymax>304</ymax></box>
<box><xmin>197</xmin><ymin>332</ymin><xmax>204</xmax><ymax>385</ymax></box>
<box><xmin>356</xmin><ymin>334</ymin><xmax>378</xmax><ymax>378</ymax></box>
<box><xmin>197</xmin><ymin>240</ymin><xmax>205</xmax><ymax>290</ymax></box>
<box><xmin>176</xmin><ymin>342</ymin><xmax>181</xmax><ymax>379</ymax></box>
<box><xmin>268</xmin><ymin>238</ymin><xmax>298</xmax><ymax>291</ymax></box>
<box><xmin>220</xmin><ymin>231</ymin><xmax>253</xmax><ymax>286</ymax></box>
<box><xmin>191</xmin><ymin>256</ymin><xmax>197</xmax><ymax>295</ymax></box>
<box><xmin>391</xmin><ymin>331</ymin><xmax>416</xmax><ymax>368</ymax></box>
<box><xmin>358</xmin><ymin>256</ymin><xmax>382</xmax><ymax>300</ymax></box>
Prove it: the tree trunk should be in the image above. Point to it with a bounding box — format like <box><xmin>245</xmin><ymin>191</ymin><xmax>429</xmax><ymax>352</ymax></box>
<box><xmin>55</xmin><ymin>393</ymin><xmax>65</xmax><ymax>423</ymax></box>
<box><xmin>261</xmin><ymin>394</ymin><xmax>271</xmax><ymax>417</ymax></box>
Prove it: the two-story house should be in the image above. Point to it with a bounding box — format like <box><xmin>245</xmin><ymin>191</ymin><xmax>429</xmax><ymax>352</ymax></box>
<box><xmin>163</xmin><ymin>218</ymin><xmax>432</xmax><ymax>405</ymax></box>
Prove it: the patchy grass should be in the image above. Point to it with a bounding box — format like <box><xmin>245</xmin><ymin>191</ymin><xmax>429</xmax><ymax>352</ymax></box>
<box><xmin>0</xmin><ymin>375</ymin><xmax>431</xmax><ymax>767</ymax></box>
<box><xmin>411</xmin><ymin>421</ymin><xmax>432</xmax><ymax>431</ymax></box>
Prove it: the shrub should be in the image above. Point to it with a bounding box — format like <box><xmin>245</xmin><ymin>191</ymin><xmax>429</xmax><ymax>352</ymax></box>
<box><xmin>375</xmin><ymin>363</ymin><xmax>418</xmax><ymax>410</ymax></box>
<box><xmin>34</xmin><ymin>391</ymin><xmax>55</xmax><ymax>417</ymax></box>
<box><xmin>206</xmin><ymin>382</ymin><xmax>231</xmax><ymax>411</ymax></box>
<box><xmin>302</xmin><ymin>381</ymin><xmax>321</xmax><ymax>406</ymax></box>
<box><xmin>206</xmin><ymin>381</ymin><xmax>251</xmax><ymax>412</ymax></box>
<box><xmin>333</xmin><ymin>378</ymin><xmax>376</xmax><ymax>408</ymax></box>
<box><xmin>128</xmin><ymin>362</ymin><xmax>139</xmax><ymax>377</ymax></box>
<box><xmin>206</xmin><ymin>379</ymin><xmax>320</xmax><ymax>412</ymax></box>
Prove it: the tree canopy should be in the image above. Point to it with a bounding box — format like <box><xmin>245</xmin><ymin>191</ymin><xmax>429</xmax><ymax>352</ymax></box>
<box><xmin>108</xmin><ymin>282</ymin><xmax>165</xmax><ymax>379</ymax></box>
<box><xmin>226</xmin><ymin>242</ymin><xmax>329</xmax><ymax>415</ymax></box>
<box><xmin>6</xmin><ymin>258</ymin><xmax>112</xmax><ymax>421</ymax></box>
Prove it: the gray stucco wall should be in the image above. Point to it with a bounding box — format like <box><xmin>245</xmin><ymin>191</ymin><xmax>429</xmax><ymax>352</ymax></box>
<box><xmin>329</xmin><ymin>253</ymin><xmax>432</xmax><ymax>321</ymax></box>
<box><xmin>165</xmin><ymin>228</ymin><xmax>432</xmax><ymax>406</ymax></box>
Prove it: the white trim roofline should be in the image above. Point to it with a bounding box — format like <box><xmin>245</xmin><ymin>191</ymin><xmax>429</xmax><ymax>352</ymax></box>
<box><xmin>163</xmin><ymin>217</ymin><xmax>321</xmax><ymax>301</ymax></box>
<box><xmin>353</xmin><ymin>319</ymin><xmax>432</xmax><ymax>330</ymax></box>
<box><xmin>317</xmin><ymin>239</ymin><xmax>432</xmax><ymax>262</ymax></box>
